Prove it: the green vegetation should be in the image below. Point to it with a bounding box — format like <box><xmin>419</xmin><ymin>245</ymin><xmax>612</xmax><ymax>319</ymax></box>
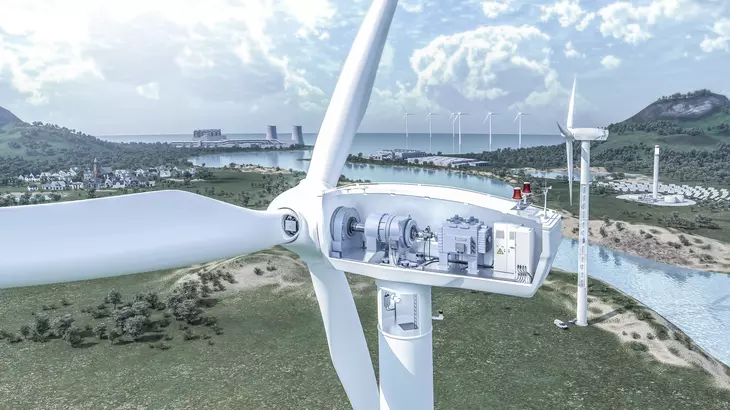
<box><xmin>1</xmin><ymin>265</ymin><xmax>729</xmax><ymax>409</ymax></box>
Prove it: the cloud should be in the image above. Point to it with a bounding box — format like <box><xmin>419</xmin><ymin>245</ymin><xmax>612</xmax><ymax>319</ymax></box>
<box><xmin>539</xmin><ymin>0</ymin><xmax>595</xmax><ymax>31</ymax></box>
<box><xmin>136</xmin><ymin>82</ymin><xmax>160</xmax><ymax>100</ymax></box>
<box><xmin>596</xmin><ymin>0</ymin><xmax>701</xmax><ymax>45</ymax></box>
<box><xmin>400</xmin><ymin>1</ymin><xmax>425</xmax><ymax>13</ymax></box>
<box><xmin>0</xmin><ymin>0</ymin><xmax>336</xmax><ymax>107</ymax></box>
<box><xmin>481</xmin><ymin>0</ymin><xmax>520</xmax><ymax>18</ymax></box>
<box><xmin>601</xmin><ymin>54</ymin><xmax>622</xmax><ymax>69</ymax></box>
<box><xmin>700</xmin><ymin>18</ymin><xmax>730</xmax><ymax>52</ymax></box>
<box><xmin>564</xmin><ymin>41</ymin><xmax>584</xmax><ymax>58</ymax></box>
<box><xmin>409</xmin><ymin>25</ymin><xmax>551</xmax><ymax>101</ymax></box>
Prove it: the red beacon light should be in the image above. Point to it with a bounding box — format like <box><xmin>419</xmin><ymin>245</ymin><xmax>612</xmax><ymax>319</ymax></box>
<box><xmin>522</xmin><ymin>182</ymin><xmax>532</xmax><ymax>195</ymax></box>
<box><xmin>512</xmin><ymin>187</ymin><xmax>523</xmax><ymax>201</ymax></box>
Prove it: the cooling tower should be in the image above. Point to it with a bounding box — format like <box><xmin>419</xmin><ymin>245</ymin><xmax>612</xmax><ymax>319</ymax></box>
<box><xmin>266</xmin><ymin>125</ymin><xmax>278</xmax><ymax>141</ymax></box>
<box><xmin>292</xmin><ymin>125</ymin><xmax>304</xmax><ymax>145</ymax></box>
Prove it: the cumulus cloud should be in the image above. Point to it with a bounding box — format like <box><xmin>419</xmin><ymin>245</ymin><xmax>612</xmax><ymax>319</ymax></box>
<box><xmin>601</xmin><ymin>55</ymin><xmax>622</xmax><ymax>69</ymax></box>
<box><xmin>700</xmin><ymin>18</ymin><xmax>730</xmax><ymax>52</ymax></box>
<box><xmin>409</xmin><ymin>25</ymin><xmax>551</xmax><ymax>101</ymax></box>
<box><xmin>481</xmin><ymin>0</ymin><xmax>520</xmax><ymax>18</ymax></box>
<box><xmin>596</xmin><ymin>0</ymin><xmax>701</xmax><ymax>45</ymax></box>
<box><xmin>539</xmin><ymin>0</ymin><xmax>595</xmax><ymax>31</ymax></box>
<box><xmin>564</xmin><ymin>41</ymin><xmax>584</xmax><ymax>58</ymax></box>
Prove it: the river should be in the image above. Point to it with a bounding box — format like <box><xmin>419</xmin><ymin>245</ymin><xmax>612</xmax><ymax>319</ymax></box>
<box><xmin>191</xmin><ymin>150</ymin><xmax>730</xmax><ymax>366</ymax></box>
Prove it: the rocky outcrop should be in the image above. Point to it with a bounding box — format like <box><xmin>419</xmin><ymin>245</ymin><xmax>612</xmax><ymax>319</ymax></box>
<box><xmin>627</xmin><ymin>93</ymin><xmax>730</xmax><ymax>123</ymax></box>
<box><xmin>0</xmin><ymin>106</ymin><xmax>21</xmax><ymax>126</ymax></box>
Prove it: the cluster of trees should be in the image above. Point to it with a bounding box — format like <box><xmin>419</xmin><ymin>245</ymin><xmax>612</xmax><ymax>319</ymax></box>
<box><xmin>0</xmin><ymin>191</ymin><xmax>62</xmax><ymax>207</ymax></box>
<box><xmin>607</xmin><ymin>120</ymin><xmax>705</xmax><ymax>136</ymax></box>
<box><xmin>656</xmin><ymin>89</ymin><xmax>714</xmax><ymax>101</ymax></box>
<box><xmin>656</xmin><ymin>212</ymin><xmax>720</xmax><ymax>231</ymax></box>
<box><xmin>2</xmin><ymin>269</ymin><xmax>238</xmax><ymax>349</ymax></box>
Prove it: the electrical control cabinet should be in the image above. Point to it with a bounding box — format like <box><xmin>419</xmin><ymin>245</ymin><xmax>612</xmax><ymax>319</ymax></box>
<box><xmin>493</xmin><ymin>222</ymin><xmax>535</xmax><ymax>282</ymax></box>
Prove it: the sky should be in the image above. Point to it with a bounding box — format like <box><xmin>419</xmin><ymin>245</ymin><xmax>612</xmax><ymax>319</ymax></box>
<box><xmin>1</xmin><ymin>0</ymin><xmax>729</xmax><ymax>136</ymax></box>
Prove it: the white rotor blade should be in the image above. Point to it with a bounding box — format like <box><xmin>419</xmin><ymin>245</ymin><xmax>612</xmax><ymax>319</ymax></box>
<box><xmin>306</xmin><ymin>0</ymin><xmax>398</xmax><ymax>187</ymax></box>
<box><xmin>513</xmin><ymin>113</ymin><xmax>520</xmax><ymax>123</ymax></box>
<box><xmin>565</xmin><ymin>140</ymin><xmax>574</xmax><ymax>206</ymax></box>
<box><xmin>568</xmin><ymin>76</ymin><xmax>576</xmax><ymax>129</ymax></box>
<box><xmin>0</xmin><ymin>191</ymin><xmax>292</xmax><ymax>288</ymax></box>
<box><xmin>309</xmin><ymin>263</ymin><xmax>379</xmax><ymax>409</ymax></box>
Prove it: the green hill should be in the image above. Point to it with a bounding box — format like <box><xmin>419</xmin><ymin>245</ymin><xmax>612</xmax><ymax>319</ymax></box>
<box><xmin>604</xmin><ymin>90</ymin><xmax>730</xmax><ymax>151</ymax></box>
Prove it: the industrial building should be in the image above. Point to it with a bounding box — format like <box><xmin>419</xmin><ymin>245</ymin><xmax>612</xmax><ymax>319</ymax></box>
<box><xmin>407</xmin><ymin>156</ymin><xmax>488</xmax><ymax>168</ymax></box>
<box><xmin>172</xmin><ymin>125</ymin><xmax>306</xmax><ymax>149</ymax></box>
<box><xmin>370</xmin><ymin>149</ymin><xmax>428</xmax><ymax>161</ymax></box>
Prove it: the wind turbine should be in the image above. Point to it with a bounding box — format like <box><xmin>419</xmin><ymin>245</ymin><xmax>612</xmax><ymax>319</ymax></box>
<box><xmin>556</xmin><ymin>76</ymin><xmax>609</xmax><ymax>327</ymax></box>
<box><xmin>482</xmin><ymin>111</ymin><xmax>499</xmax><ymax>152</ymax></box>
<box><xmin>0</xmin><ymin>2</ymin><xmax>563</xmax><ymax>409</ymax></box>
<box><xmin>449</xmin><ymin>112</ymin><xmax>457</xmax><ymax>153</ymax></box>
<box><xmin>402</xmin><ymin>105</ymin><xmax>414</xmax><ymax>149</ymax></box>
<box><xmin>426</xmin><ymin>107</ymin><xmax>438</xmax><ymax>153</ymax></box>
<box><xmin>456</xmin><ymin>112</ymin><xmax>468</xmax><ymax>154</ymax></box>
<box><xmin>513</xmin><ymin>112</ymin><xmax>530</xmax><ymax>149</ymax></box>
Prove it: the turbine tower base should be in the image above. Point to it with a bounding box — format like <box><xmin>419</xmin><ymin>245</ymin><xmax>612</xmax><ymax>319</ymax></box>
<box><xmin>377</xmin><ymin>280</ymin><xmax>434</xmax><ymax>410</ymax></box>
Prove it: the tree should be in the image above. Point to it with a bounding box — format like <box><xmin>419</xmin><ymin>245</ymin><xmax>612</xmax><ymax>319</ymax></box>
<box><xmin>20</xmin><ymin>325</ymin><xmax>30</xmax><ymax>339</ymax></box>
<box><xmin>123</xmin><ymin>315</ymin><xmax>148</xmax><ymax>341</ymax></box>
<box><xmin>33</xmin><ymin>313</ymin><xmax>50</xmax><ymax>336</ymax></box>
<box><xmin>131</xmin><ymin>301</ymin><xmax>151</xmax><ymax>318</ymax></box>
<box><xmin>93</xmin><ymin>323</ymin><xmax>107</xmax><ymax>340</ymax></box>
<box><xmin>107</xmin><ymin>290</ymin><xmax>122</xmax><ymax>309</ymax></box>
<box><xmin>64</xmin><ymin>325</ymin><xmax>83</xmax><ymax>347</ymax></box>
<box><xmin>108</xmin><ymin>328</ymin><xmax>122</xmax><ymax>345</ymax></box>
<box><xmin>51</xmin><ymin>314</ymin><xmax>75</xmax><ymax>338</ymax></box>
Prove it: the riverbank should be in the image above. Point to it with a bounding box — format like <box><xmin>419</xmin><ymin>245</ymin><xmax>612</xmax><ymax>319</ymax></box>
<box><xmin>561</xmin><ymin>213</ymin><xmax>730</xmax><ymax>273</ymax></box>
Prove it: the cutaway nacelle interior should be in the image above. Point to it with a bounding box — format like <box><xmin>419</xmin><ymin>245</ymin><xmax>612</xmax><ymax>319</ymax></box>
<box><xmin>322</xmin><ymin>184</ymin><xmax>563</xmax><ymax>297</ymax></box>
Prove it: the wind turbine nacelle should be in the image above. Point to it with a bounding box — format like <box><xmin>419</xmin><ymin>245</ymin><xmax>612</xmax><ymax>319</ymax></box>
<box><xmin>570</xmin><ymin>127</ymin><xmax>609</xmax><ymax>141</ymax></box>
<box><xmin>319</xmin><ymin>183</ymin><xmax>562</xmax><ymax>298</ymax></box>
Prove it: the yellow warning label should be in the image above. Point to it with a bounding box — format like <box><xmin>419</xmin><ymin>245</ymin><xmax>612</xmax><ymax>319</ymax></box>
<box><xmin>497</xmin><ymin>248</ymin><xmax>504</xmax><ymax>255</ymax></box>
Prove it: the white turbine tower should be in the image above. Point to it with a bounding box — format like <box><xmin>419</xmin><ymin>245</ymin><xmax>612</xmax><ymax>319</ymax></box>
<box><xmin>402</xmin><ymin>105</ymin><xmax>414</xmax><ymax>149</ymax></box>
<box><xmin>483</xmin><ymin>111</ymin><xmax>499</xmax><ymax>152</ymax></box>
<box><xmin>557</xmin><ymin>76</ymin><xmax>609</xmax><ymax>327</ymax></box>
<box><xmin>513</xmin><ymin>112</ymin><xmax>530</xmax><ymax>149</ymax></box>
<box><xmin>426</xmin><ymin>107</ymin><xmax>439</xmax><ymax>153</ymax></box>
<box><xmin>449</xmin><ymin>112</ymin><xmax>457</xmax><ymax>153</ymax></box>
<box><xmin>0</xmin><ymin>2</ymin><xmax>563</xmax><ymax>409</ymax></box>
<box><xmin>455</xmin><ymin>112</ymin><xmax>468</xmax><ymax>154</ymax></box>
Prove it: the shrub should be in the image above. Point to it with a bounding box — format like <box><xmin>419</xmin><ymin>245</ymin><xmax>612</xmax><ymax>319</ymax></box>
<box><xmin>183</xmin><ymin>329</ymin><xmax>198</xmax><ymax>341</ymax></box>
<box><xmin>19</xmin><ymin>325</ymin><xmax>31</xmax><ymax>338</ymax></box>
<box><xmin>212</xmin><ymin>325</ymin><xmax>224</xmax><ymax>335</ymax></box>
<box><xmin>628</xmin><ymin>341</ymin><xmax>648</xmax><ymax>352</ymax></box>
<box><xmin>60</xmin><ymin>298</ymin><xmax>71</xmax><ymax>307</ymax></box>
<box><xmin>254</xmin><ymin>267</ymin><xmax>264</xmax><ymax>276</ymax></box>
<box><xmin>615</xmin><ymin>222</ymin><xmax>625</xmax><ymax>231</ymax></box>
<box><xmin>599</xmin><ymin>227</ymin><xmax>608</xmax><ymax>238</ymax></box>
<box><xmin>636</xmin><ymin>310</ymin><xmax>652</xmax><ymax>321</ymax></box>
<box><xmin>572</xmin><ymin>227</ymin><xmax>579</xmax><ymax>234</ymax></box>
<box><xmin>678</xmin><ymin>235</ymin><xmax>691</xmax><ymax>246</ymax></box>
<box><xmin>64</xmin><ymin>325</ymin><xmax>83</xmax><ymax>347</ymax></box>
<box><xmin>646</xmin><ymin>333</ymin><xmax>655</xmax><ymax>340</ymax></box>
<box><xmin>6</xmin><ymin>333</ymin><xmax>23</xmax><ymax>344</ymax></box>
<box><xmin>669</xmin><ymin>347</ymin><xmax>680</xmax><ymax>356</ymax></box>
<box><xmin>631</xmin><ymin>332</ymin><xmax>641</xmax><ymax>340</ymax></box>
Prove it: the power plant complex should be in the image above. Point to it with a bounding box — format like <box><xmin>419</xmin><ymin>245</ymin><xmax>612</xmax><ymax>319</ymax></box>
<box><xmin>171</xmin><ymin>126</ymin><xmax>307</xmax><ymax>149</ymax></box>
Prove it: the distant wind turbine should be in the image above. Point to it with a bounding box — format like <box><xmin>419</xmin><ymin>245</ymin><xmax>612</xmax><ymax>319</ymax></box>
<box><xmin>426</xmin><ymin>107</ymin><xmax>439</xmax><ymax>153</ymax></box>
<box><xmin>449</xmin><ymin>112</ymin><xmax>457</xmax><ymax>153</ymax></box>
<box><xmin>482</xmin><ymin>111</ymin><xmax>499</xmax><ymax>152</ymax></box>
<box><xmin>455</xmin><ymin>112</ymin><xmax>468</xmax><ymax>154</ymax></box>
<box><xmin>402</xmin><ymin>105</ymin><xmax>414</xmax><ymax>149</ymax></box>
<box><xmin>513</xmin><ymin>112</ymin><xmax>530</xmax><ymax>149</ymax></box>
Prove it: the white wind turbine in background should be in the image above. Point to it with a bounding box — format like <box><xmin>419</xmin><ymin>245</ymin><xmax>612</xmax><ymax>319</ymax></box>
<box><xmin>455</xmin><ymin>111</ymin><xmax>468</xmax><ymax>154</ymax></box>
<box><xmin>483</xmin><ymin>111</ymin><xmax>499</xmax><ymax>152</ymax></box>
<box><xmin>0</xmin><ymin>2</ymin><xmax>563</xmax><ymax>409</ymax></box>
<box><xmin>426</xmin><ymin>107</ymin><xmax>439</xmax><ymax>153</ymax></box>
<box><xmin>513</xmin><ymin>112</ymin><xmax>530</xmax><ymax>149</ymax></box>
<box><xmin>402</xmin><ymin>105</ymin><xmax>414</xmax><ymax>149</ymax></box>
<box><xmin>449</xmin><ymin>112</ymin><xmax>457</xmax><ymax>153</ymax></box>
<box><xmin>557</xmin><ymin>76</ymin><xmax>609</xmax><ymax>327</ymax></box>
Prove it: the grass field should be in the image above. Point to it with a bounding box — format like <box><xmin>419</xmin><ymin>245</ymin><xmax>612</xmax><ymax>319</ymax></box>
<box><xmin>1</xmin><ymin>260</ymin><xmax>729</xmax><ymax>409</ymax></box>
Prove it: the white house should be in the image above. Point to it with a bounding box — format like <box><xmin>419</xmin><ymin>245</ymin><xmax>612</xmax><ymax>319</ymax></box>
<box><xmin>28</xmin><ymin>185</ymin><xmax>39</xmax><ymax>192</ymax></box>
